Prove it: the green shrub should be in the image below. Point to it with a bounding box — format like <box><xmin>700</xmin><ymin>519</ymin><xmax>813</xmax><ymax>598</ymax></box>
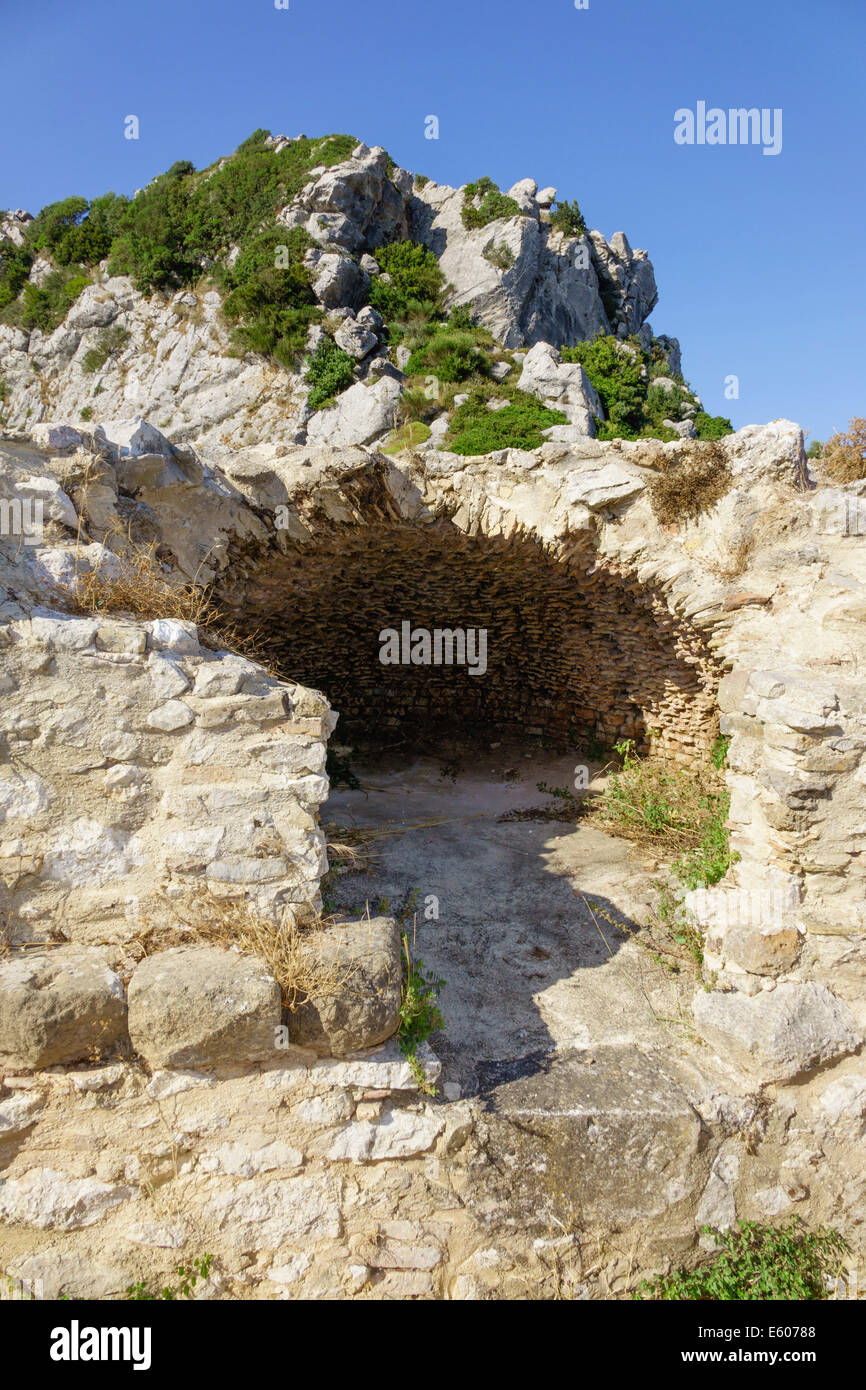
<box><xmin>406</xmin><ymin>329</ymin><xmax>486</xmax><ymax>383</ymax></box>
<box><xmin>80</xmin><ymin>405</ymin><xmax>93</xmax><ymax>421</ymax></box>
<box><xmin>562</xmin><ymin>335</ymin><xmax>645</xmax><ymax>434</ymax></box>
<box><xmin>2</xmin><ymin>133</ymin><xmax>362</xmax><ymax>371</ymax></box>
<box><xmin>461</xmin><ymin>177</ymin><xmax>521</xmax><ymax>230</ymax></box>
<box><xmin>221</xmin><ymin>224</ymin><xmax>318</xmax><ymax>367</ymax></box>
<box><xmin>549</xmin><ymin>198</ymin><xmax>587</xmax><ymax>237</ymax></box>
<box><xmin>694</xmin><ymin>410</ymin><xmax>734</xmax><ymax>440</ymax></box>
<box><xmin>24</xmin><ymin>196</ymin><xmax>89</xmax><ymax>255</ymax></box>
<box><xmin>563</xmin><ymin>334</ymin><xmax>718</xmax><ymax>443</ymax></box>
<box><xmin>446</xmin><ymin>388</ymin><xmax>567</xmax><ymax>455</ymax></box>
<box><xmin>636</xmin><ymin>1221</ymin><xmax>846</xmax><ymax>1301</ymax></box>
<box><xmin>82</xmin><ymin>324</ymin><xmax>131</xmax><ymax>373</ymax></box>
<box><xmin>414</xmin><ymin>174</ymin><xmax>430</xmax><ymax>189</ymax></box>
<box><xmin>368</xmin><ymin>240</ymin><xmax>446</xmax><ymax>323</ymax></box>
<box><xmin>483</xmin><ymin>240</ymin><xmax>515</xmax><ymax>270</ymax></box>
<box><xmin>236</xmin><ymin>128</ymin><xmax>271</xmax><ymax>153</ymax></box>
<box><xmin>0</xmin><ymin>239</ymin><xmax>34</xmax><ymax>312</ymax></box>
<box><xmin>17</xmin><ymin>269</ymin><xmax>90</xmax><ymax>332</ymax></box>
<box><xmin>305</xmin><ymin>336</ymin><xmax>356</xmax><ymax>409</ymax></box>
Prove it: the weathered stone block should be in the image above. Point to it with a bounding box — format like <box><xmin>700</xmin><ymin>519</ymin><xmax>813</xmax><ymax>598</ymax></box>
<box><xmin>720</xmin><ymin>925</ymin><xmax>802</xmax><ymax>976</ymax></box>
<box><xmin>694</xmin><ymin>983</ymin><xmax>860</xmax><ymax>1082</ymax></box>
<box><xmin>128</xmin><ymin>946</ymin><xmax>281</xmax><ymax>1069</ymax></box>
<box><xmin>483</xmin><ymin>1047</ymin><xmax>702</xmax><ymax>1223</ymax></box>
<box><xmin>287</xmin><ymin>916</ymin><xmax>401</xmax><ymax>1056</ymax></box>
<box><xmin>0</xmin><ymin>947</ymin><xmax>126</xmax><ymax>1070</ymax></box>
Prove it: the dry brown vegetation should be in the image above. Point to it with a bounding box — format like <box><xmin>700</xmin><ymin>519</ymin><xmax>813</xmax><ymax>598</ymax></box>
<box><xmin>139</xmin><ymin>893</ymin><xmax>357</xmax><ymax>1012</ymax></box>
<box><xmin>65</xmin><ymin>540</ymin><xmax>274</xmax><ymax>666</ymax></box>
<box><xmin>822</xmin><ymin>418</ymin><xmax>866</xmax><ymax>484</ymax></box>
<box><xmin>648</xmin><ymin>440</ymin><xmax>733</xmax><ymax>526</ymax></box>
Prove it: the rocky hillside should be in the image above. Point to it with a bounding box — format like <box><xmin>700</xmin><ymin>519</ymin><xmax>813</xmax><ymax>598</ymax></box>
<box><xmin>0</xmin><ymin>132</ymin><xmax>727</xmax><ymax>463</ymax></box>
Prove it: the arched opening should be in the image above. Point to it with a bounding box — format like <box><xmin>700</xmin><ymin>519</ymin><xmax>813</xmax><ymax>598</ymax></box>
<box><xmin>217</xmin><ymin>509</ymin><xmax>720</xmax><ymax>763</ymax></box>
<box><xmin>214</xmin><ymin>473</ymin><xmax>725</xmax><ymax>1097</ymax></box>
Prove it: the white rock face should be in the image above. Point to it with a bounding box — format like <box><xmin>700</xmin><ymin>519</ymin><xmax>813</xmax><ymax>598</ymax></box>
<box><xmin>306</xmin><ymin>376</ymin><xmax>402</xmax><ymax>447</ymax></box>
<box><xmin>518</xmin><ymin>341</ymin><xmax>602</xmax><ymax>434</ymax></box>
<box><xmin>0</xmin><ymin>1168</ymin><xmax>135</xmax><ymax>1230</ymax></box>
<box><xmin>409</xmin><ymin>182</ymin><xmax>657</xmax><ymax>349</ymax></box>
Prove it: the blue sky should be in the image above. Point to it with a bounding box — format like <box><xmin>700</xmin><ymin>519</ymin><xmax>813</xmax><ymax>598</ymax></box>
<box><xmin>3</xmin><ymin>0</ymin><xmax>864</xmax><ymax>440</ymax></box>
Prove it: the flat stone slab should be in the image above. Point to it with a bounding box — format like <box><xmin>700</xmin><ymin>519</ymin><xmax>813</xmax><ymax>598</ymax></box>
<box><xmin>483</xmin><ymin>1046</ymin><xmax>702</xmax><ymax>1222</ymax></box>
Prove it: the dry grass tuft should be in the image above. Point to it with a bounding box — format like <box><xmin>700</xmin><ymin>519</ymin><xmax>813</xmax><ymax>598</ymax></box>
<box><xmin>71</xmin><ymin>542</ymin><xmax>218</xmax><ymax>627</ymax></box>
<box><xmin>64</xmin><ymin>540</ymin><xmax>276</xmax><ymax>668</ymax></box>
<box><xmin>822</xmin><ymin>418</ymin><xmax>866</xmax><ymax>484</ymax></box>
<box><xmin>140</xmin><ymin>894</ymin><xmax>358</xmax><ymax>1012</ymax></box>
<box><xmin>707</xmin><ymin>530</ymin><xmax>755</xmax><ymax>580</ymax></box>
<box><xmin>648</xmin><ymin>440</ymin><xmax>732</xmax><ymax>526</ymax></box>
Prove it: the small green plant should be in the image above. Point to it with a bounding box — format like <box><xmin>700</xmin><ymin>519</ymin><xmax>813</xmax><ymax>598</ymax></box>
<box><xmin>549</xmin><ymin>198</ymin><xmax>587</xmax><ymax>237</ymax></box>
<box><xmin>126</xmin><ymin>1255</ymin><xmax>215</xmax><ymax>1301</ymax></box>
<box><xmin>710</xmin><ymin>733</ymin><xmax>731</xmax><ymax>770</ymax></box>
<box><xmin>537</xmin><ymin>781</ymin><xmax>581</xmax><ymax>805</ymax></box>
<box><xmin>636</xmin><ymin>1221</ymin><xmax>846</xmax><ymax>1301</ymax></box>
<box><xmin>79</xmin><ymin>405</ymin><xmax>93</xmax><ymax>421</ymax></box>
<box><xmin>82</xmin><ymin>323</ymin><xmax>130</xmax><ymax>373</ymax></box>
<box><xmin>414</xmin><ymin>174</ymin><xmax>430</xmax><ymax>189</ymax></box>
<box><xmin>483</xmin><ymin>240</ymin><xmax>515</xmax><ymax>271</ymax></box>
<box><xmin>399</xmin><ymin>933</ymin><xmax>444</xmax><ymax>1095</ymax></box>
<box><xmin>461</xmin><ymin>177</ymin><xmax>521</xmax><ymax>230</ymax></box>
<box><xmin>305</xmin><ymin>336</ymin><xmax>356</xmax><ymax>410</ymax></box>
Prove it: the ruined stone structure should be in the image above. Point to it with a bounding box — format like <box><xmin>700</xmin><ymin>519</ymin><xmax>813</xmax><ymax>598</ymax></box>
<box><xmin>0</xmin><ymin>413</ymin><xmax>863</xmax><ymax>1299</ymax></box>
<box><xmin>0</xmin><ymin>138</ymin><xmax>863</xmax><ymax>1298</ymax></box>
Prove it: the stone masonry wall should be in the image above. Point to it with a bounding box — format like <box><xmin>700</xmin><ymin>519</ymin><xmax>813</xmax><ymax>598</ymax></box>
<box><xmin>0</xmin><ymin>610</ymin><xmax>331</xmax><ymax>944</ymax></box>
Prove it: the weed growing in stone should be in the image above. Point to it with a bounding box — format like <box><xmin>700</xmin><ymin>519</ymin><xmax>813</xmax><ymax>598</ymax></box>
<box><xmin>635</xmin><ymin>1220</ymin><xmax>846</xmax><ymax>1301</ymax></box>
<box><xmin>596</xmin><ymin>739</ymin><xmax>737</xmax><ymax>973</ymax></box>
<box><xmin>82</xmin><ymin>324</ymin><xmax>131</xmax><ymax>374</ymax></box>
<box><xmin>648</xmin><ymin>440</ymin><xmax>733</xmax><ymax>525</ymax></box>
<box><xmin>398</xmin><ymin>930</ymin><xmax>444</xmax><ymax>1095</ymax></box>
<box><xmin>126</xmin><ymin>1254</ymin><xmax>214</xmax><ymax>1301</ymax></box>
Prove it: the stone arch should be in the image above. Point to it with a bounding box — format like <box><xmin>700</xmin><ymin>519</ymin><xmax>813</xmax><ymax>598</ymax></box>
<box><xmin>215</xmin><ymin>455</ymin><xmax>725</xmax><ymax>763</ymax></box>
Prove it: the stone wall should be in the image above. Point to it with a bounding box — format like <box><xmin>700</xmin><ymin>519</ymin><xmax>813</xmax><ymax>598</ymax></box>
<box><xmin>0</xmin><ymin>609</ymin><xmax>331</xmax><ymax>943</ymax></box>
<box><xmin>1</xmin><ymin>417</ymin><xmax>865</xmax><ymax>1301</ymax></box>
